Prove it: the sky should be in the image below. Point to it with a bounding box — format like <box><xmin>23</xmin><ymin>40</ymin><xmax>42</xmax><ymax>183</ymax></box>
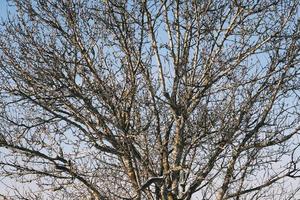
<box><xmin>0</xmin><ymin>0</ymin><xmax>8</xmax><ymax>20</ymax></box>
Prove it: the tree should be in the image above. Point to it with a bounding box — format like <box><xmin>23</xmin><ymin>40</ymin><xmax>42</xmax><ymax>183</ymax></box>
<box><xmin>0</xmin><ymin>0</ymin><xmax>300</xmax><ymax>199</ymax></box>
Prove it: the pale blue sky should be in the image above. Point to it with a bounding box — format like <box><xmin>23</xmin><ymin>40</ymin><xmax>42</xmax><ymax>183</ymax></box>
<box><xmin>0</xmin><ymin>0</ymin><xmax>8</xmax><ymax>19</ymax></box>
<box><xmin>0</xmin><ymin>0</ymin><xmax>15</xmax><ymax>21</ymax></box>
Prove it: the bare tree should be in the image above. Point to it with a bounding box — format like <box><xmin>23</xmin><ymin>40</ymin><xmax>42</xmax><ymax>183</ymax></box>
<box><xmin>0</xmin><ymin>0</ymin><xmax>300</xmax><ymax>199</ymax></box>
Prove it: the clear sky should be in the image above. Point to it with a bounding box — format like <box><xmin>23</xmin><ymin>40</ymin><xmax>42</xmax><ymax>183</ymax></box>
<box><xmin>0</xmin><ymin>0</ymin><xmax>14</xmax><ymax>21</ymax></box>
<box><xmin>0</xmin><ymin>0</ymin><xmax>8</xmax><ymax>18</ymax></box>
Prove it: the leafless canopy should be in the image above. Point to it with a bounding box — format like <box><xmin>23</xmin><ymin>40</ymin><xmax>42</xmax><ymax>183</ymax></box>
<box><xmin>0</xmin><ymin>0</ymin><xmax>300</xmax><ymax>199</ymax></box>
